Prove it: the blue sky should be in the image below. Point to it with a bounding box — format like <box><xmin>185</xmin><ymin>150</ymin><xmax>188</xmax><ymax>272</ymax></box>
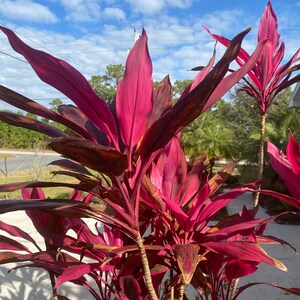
<box><xmin>0</xmin><ymin>0</ymin><xmax>299</xmax><ymax>109</ymax></box>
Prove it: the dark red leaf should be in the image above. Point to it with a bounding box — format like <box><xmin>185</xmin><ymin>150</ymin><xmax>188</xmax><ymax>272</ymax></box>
<box><xmin>49</xmin><ymin>137</ymin><xmax>127</xmax><ymax>176</ymax></box>
<box><xmin>0</xmin><ymin>85</ymin><xmax>96</xmax><ymax>141</ymax></box>
<box><xmin>0</xmin><ymin>111</ymin><xmax>66</xmax><ymax>138</ymax></box>
<box><xmin>120</xmin><ymin>275</ymin><xmax>143</xmax><ymax>300</ymax></box>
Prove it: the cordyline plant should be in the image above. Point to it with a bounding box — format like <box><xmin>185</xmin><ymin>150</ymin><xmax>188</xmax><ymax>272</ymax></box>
<box><xmin>204</xmin><ymin>0</ymin><xmax>300</xmax><ymax>207</ymax></box>
<box><xmin>0</xmin><ymin>23</ymin><xmax>300</xmax><ymax>300</ymax></box>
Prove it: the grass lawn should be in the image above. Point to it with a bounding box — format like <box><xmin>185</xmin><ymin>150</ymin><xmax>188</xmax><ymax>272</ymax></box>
<box><xmin>0</xmin><ymin>166</ymin><xmax>78</xmax><ymax>200</ymax></box>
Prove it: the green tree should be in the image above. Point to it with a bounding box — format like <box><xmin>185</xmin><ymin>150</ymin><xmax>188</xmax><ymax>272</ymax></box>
<box><xmin>181</xmin><ymin>106</ymin><xmax>236</xmax><ymax>159</ymax></box>
<box><xmin>172</xmin><ymin>79</ymin><xmax>193</xmax><ymax>101</ymax></box>
<box><xmin>49</xmin><ymin>98</ymin><xmax>63</xmax><ymax>113</ymax></box>
<box><xmin>89</xmin><ymin>64</ymin><xmax>125</xmax><ymax>104</ymax></box>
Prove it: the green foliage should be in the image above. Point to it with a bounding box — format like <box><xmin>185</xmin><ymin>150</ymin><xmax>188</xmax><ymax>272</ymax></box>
<box><xmin>49</xmin><ymin>98</ymin><xmax>63</xmax><ymax>113</ymax></box>
<box><xmin>0</xmin><ymin>112</ymin><xmax>45</xmax><ymax>149</ymax></box>
<box><xmin>181</xmin><ymin>105</ymin><xmax>236</xmax><ymax>159</ymax></box>
<box><xmin>89</xmin><ymin>64</ymin><xmax>125</xmax><ymax>104</ymax></box>
<box><xmin>181</xmin><ymin>87</ymin><xmax>300</xmax><ymax>163</ymax></box>
<box><xmin>173</xmin><ymin>79</ymin><xmax>193</xmax><ymax>101</ymax></box>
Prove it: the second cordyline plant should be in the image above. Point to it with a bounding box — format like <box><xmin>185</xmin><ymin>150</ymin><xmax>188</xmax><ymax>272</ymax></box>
<box><xmin>205</xmin><ymin>0</ymin><xmax>300</xmax><ymax>207</ymax></box>
<box><xmin>0</xmin><ymin>4</ymin><xmax>300</xmax><ymax>300</ymax></box>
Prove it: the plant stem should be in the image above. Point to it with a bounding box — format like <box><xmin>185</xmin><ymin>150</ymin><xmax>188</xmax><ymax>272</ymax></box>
<box><xmin>253</xmin><ymin>113</ymin><xmax>266</xmax><ymax>208</ymax></box>
<box><xmin>229</xmin><ymin>279</ymin><xmax>239</xmax><ymax>300</ymax></box>
<box><xmin>178</xmin><ymin>284</ymin><xmax>185</xmax><ymax>300</ymax></box>
<box><xmin>170</xmin><ymin>270</ymin><xmax>174</xmax><ymax>300</ymax></box>
<box><xmin>136</xmin><ymin>233</ymin><xmax>159</xmax><ymax>300</ymax></box>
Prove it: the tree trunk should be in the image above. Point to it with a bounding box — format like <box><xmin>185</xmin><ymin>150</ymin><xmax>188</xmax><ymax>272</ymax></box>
<box><xmin>136</xmin><ymin>233</ymin><xmax>159</xmax><ymax>300</ymax></box>
<box><xmin>253</xmin><ymin>113</ymin><xmax>266</xmax><ymax>208</ymax></box>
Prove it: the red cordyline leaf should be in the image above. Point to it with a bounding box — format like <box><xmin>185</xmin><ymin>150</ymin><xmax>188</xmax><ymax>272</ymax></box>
<box><xmin>151</xmin><ymin>136</ymin><xmax>187</xmax><ymax>201</ymax></box>
<box><xmin>258</xmin><ymin>0</ymin><xmax>279</xmax><ymax>46</ymax></box>
<box><xmin>225</xmin><ymin>260</ymin><xmax>258</xmax><ymax>283</ymax></box>
<box><xmin>147</xmin><ymin>75</ymin><xmax>172</xmax><ymax>128</ymax></box>
<box><xmin>208</xmin><ymin>162</ymin><xmax>236</xmax><ymax>196</ymax></box>
<box><xmin>0</xmin><ymin>85</ymin><xmax>96</xmax><ymax>142</ymax></box>
<box><xmin>0</xmin><ymin>26</ymin><xmax>118</xmax><ymax>147</ymax></box>
<box><xmin>57</xmin><ymin>105</ymin><xmax>108</xmax><ymax>145</ymax></box>
<box><xmin>49</xmin><ymin>159</ymin><xmax>93</xmax><ymax>177</ymax></box>
<box><xmin>116</xmin><ymin>29</ymin><xmax>153</xmax><ymax>153</ymax></box>
<box><xmin>0</xmin><ymin>199</ymin><xmax>139</xmax><ymax>239</ymax></box>
<box><xmin>0</xmin><ymin>180</ymin><xmax>94</xmax><ymax>193</ymax></box>
<box><xmin>0</xmin><ymin>220</ymin><xmax>41</xmax><ymax>251</ymax></box>
<box><xmin>0</xmin><ymin>235</ymin><xmax>32</xmax><ymax>253</ymax></box>
<box><xmin>120</xmin><ymin>275</ymin><xmax>143</xmax><ymax>300</ymax></box>
<box><xmin>55</xmin><ymin>263</ymin><xmax>99</xmax><ymax>288</ymax></box>
<box><xmin>173</xmin><ymin>244</ymin><xmax>200</xmax><ymax>285</ymax></box>
<box><xmin>286</xmin><ymin>131</ymin><xmax>300</xmax><ymax>175</ymax></box>
<box><xmin>195</xmin><ymin>184</ymin><xmax>255</xmax><ymax>225</ymax></box>
<box><xmin>203</xmin><ymin>241</ymin><xmax>287</xmax><ymax>271</ymax></box>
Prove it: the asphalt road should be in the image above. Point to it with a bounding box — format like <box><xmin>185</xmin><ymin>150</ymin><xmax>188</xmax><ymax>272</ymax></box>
<box><xmin>0</xmin><ymin>150</ymin><xmax>61</xmax><ymax>176</ymax></box>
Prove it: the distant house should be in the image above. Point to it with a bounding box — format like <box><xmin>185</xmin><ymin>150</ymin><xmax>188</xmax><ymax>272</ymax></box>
<box><xmin>289</xmin><ymin>82</ymin><xmax>300</xmax><ymax>108</ymax></box>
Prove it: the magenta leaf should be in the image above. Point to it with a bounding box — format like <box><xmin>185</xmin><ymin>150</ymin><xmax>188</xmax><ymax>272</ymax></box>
<box><xmin>55</xmin><ymin>263</ymin><xmax>99</xmax><ymax>288</ymax></box>
<box><xmin>203</xmin><ymin>241</ymin><xmax>287</xmax><ymax>271</ymax></box>
<box><xmin>116</xmin><ymin>29</ymin><xmax>153</xmax><ymax>152</ymax></box>
<box><xmin>0</xmin><ymin>220</ymin><xmax>41</xmax><ymax>251</ymax></box>
<box><xmin>0</xmin><ymin>26</ymin><xmax>118</xmax><ymax>146</ymax></box>
<box><xmin>225</xmin><ymin>260</ymin><xmax>259</xmax><ymax>283</ymax></box>
<box><xmin>0</xmin><ymin>235</ymin><xmax>32</xmax><ymax>253</ymax></box>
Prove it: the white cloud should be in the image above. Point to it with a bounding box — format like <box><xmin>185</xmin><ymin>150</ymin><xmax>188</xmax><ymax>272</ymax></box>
<box><xmin>126</xmin><ymin>0</ymin><xmax>165</xmax><ymax>15</ymax></box>
<box><xmin>59</xmin><ymin>0</ymin><xmax>101</xmax><ymax>22</ymax></box>
<box><xmin>103</xmin><ymin>7</ymin><xmax>126</xmax><ymax>21</ymax></box>
<box><xmin>125</xmin><ymin>0</ymin><xmax>193</xmax><ymax>15</ymax></box>
<box><xmin>166</xmin><ymin>0</ymin><xmax>193</xmax><ymax>9</ymax></box>
<box><xmin>0</xmin><ymin>0</ymin><xmax>58</xmax><ymax>23</ymax></box>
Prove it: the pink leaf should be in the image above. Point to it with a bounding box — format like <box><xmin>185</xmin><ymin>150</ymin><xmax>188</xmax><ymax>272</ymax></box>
<box><xmin>55</xmin><ymin>263</ymin><xmax>98</xmax><ymax>288</ymax></box>
<box><xmin>116</xmin><ymin>29</ymin><xmax>153</xmax><ymax>152</ymax></box>
<box><xmin>225</xmin><ymin>259</ymin><xmax>258</xmax><ymax>283</ymax></box>
<box><xmin>267</xmin><ymin>141</ymin><xmax>300</xmax><ymax>199</ymax></box>
<box><xmin>258</xmin><ymin>1</ymin><xmax>280</xmax><ymax>47</ymax></box>
<box><xmin>286</xmin><ymin>132</ymin><xmax>300</xmax><ymax>175</ymax></box>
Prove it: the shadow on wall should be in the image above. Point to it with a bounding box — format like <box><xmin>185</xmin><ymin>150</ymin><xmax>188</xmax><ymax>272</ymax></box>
<box><xmin>0</xmin><ymin>263</ymin><xmax>94</xmax><ymax>300</ymax></box>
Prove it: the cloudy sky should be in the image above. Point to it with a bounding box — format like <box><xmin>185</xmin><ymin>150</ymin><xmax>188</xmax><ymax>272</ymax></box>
<box><xmin>0</xmin><ymin>0</ymin><xmax>299</xmax><ymax>110</ymax></box>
